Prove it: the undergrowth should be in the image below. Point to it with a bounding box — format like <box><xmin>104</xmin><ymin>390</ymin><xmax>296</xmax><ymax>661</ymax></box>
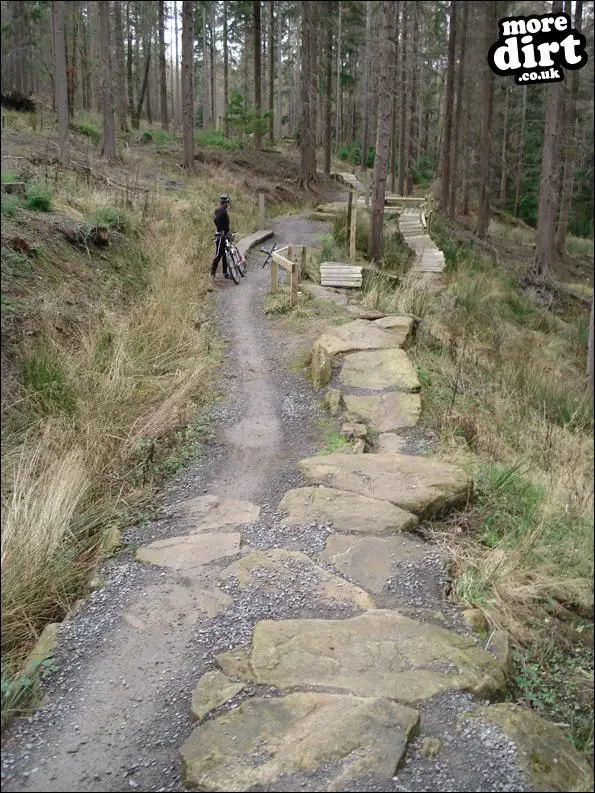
<box><xmin>365</xmin><ymin>212</ymin><xmax>595</xmax><ymax>758</ymax></box>
<box><xmin>0</xmin><ymin>160</ymin><xmax>260</xmax><ymax>725</ymax></box>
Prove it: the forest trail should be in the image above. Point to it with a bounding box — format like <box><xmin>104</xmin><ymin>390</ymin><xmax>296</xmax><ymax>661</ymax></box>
<box><xmin>1</xmin><ymin>206</ymin><xmax>591</xmax><ymax>793</ymax></box>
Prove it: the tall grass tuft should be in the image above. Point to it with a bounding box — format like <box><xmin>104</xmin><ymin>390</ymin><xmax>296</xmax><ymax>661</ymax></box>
<box><xmin>1</xmin><ymin>172</ymin><xmax>257</xmax><ymax>720</ymax></box>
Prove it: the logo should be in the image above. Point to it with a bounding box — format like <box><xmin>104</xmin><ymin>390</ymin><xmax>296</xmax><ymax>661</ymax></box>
<box><xmin>488</xmin><ymin>13</ymin><xmax>588</xmax><ymax>84</ymax></box>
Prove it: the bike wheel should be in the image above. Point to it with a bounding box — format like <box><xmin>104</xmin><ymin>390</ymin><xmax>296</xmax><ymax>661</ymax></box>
<box><xmin>233</xmin><ymin>247</ymin><xmax>246</xmax><ymax>277</ymax></box>
<box><xmin>227</xmin><ymin>250</ymin><xmax>241</xmax><ymax>284</ymax></box>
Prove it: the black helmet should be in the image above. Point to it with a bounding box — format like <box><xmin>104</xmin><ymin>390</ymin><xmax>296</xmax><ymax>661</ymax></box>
<box><xmin>219</xmin><ymin>194</ymin><xmax>230</xmax><ymax>204</ymax></box>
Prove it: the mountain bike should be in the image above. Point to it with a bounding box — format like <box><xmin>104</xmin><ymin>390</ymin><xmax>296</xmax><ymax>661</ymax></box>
<box><xmin>215</xmin><ymin>232</ymin><xmax>246</xmax><ymax>285</ymax></box>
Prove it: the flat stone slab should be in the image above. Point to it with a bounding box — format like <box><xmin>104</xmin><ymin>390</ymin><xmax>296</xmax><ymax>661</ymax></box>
<box><xmin>464</xmin><ymin>703</ymin><xmax>594</xmax><ymax>792</ymax></box>
<box><xmin>313</xmin><ymin>319</ymin><xmax>409</xmax><ymax>356</ymax></box>
<box><xmin>345</xmin><ymin>305</ymin><xmax>387</xmax><ymax>320</ymax></box>
<box><xmin>375</xmin><ymin>432</ymin><xmax>407</xmax><ymax>453</ymax></box>
<box><xmin>300</xmin><ymin>282</ymin><xmax>349</xmax><ymax>305</ymax></box>
<box><xmin>135</xmin><ymin>532</ymin><xmax>241</xmax><ymax>570</ymax></box>
<box><xmin>297</xmin><ymin>452</ymin><xmax>472</xmax><ymax>518</ymax></box>
<box><xmin>191</xmin><ymin>670</ymin><xmax>245</xmax><ymax>721</ymax></box>
<box><xmin>217</xmin><ymin>610</ymin><xmax>507</xmax><ymax>705</ymax></box>
<box><xmin>343</xmin><ymin>392</ymin><xmax>421</xmax><ymax>432</ymax></box>
<box><xmin>316</xmin><ymin>201</ymin><xmax>349</xmax><ymax>215</ymax></box>
<box><xmin>321</xmin><ymin>534</ymin><xmax>435</xmax><ymax>594</ymax></box>
<box><xmin>340</xmin><ymin>348</ymin><xmax>420</xmax><ymax>392</ymax></box>
<box><xmin>180</xmin><ymin>494</ymin><xmax>260</xmax><ymax>532</ymax></box>
<box><xmin>278</xmin><ymin>486</ymin><xmax>418</xmax><ymax>534</ymax></box>
<box><xmin>236</xmin><ymin>229</ymin><xmax>273</xmax><ymax>258</ymax></box>
<box><xmin>220</xmin><ymin>548</ymin><xmax>375</xmax><ymax>611</ymax></box>
<box><xmin>180</xmin><ymin>691</ymin><xmax>420</xmax><ymax>792</ymax></box>
<box><xmin>372</xmin><ymin>316</ymin><xmax>414</xmax><ymax>336</ymax></box>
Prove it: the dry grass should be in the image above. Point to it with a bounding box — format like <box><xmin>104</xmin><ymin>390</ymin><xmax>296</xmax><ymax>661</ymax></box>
<box><xmin>364</xmin><ymin>216</ymin><xmax>594</xmax><ymax>752</ymax></box>
<box><xmin>0</xmin><ymin>157</ymin><xmax>259</xmax><ymax>715</ymax></box>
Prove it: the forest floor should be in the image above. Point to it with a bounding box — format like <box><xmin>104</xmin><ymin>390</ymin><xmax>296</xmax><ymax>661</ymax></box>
<box><xmin>1</xmin><ymin>114</ymin><xmax>593</xmax><ymax>792</ymax></box>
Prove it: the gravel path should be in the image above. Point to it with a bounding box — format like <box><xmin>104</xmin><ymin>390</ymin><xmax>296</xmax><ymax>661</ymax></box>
<box><xmin>1</xmin><ymin>207</ymin><xmax>534</xmax><ymax>793</ymax></box>
<box><xmin>0</xmin><ymin>211</ymin><xmax>340</xmax><ymax>793</ymax></box>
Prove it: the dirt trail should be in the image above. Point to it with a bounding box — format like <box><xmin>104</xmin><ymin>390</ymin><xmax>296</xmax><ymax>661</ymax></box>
<box><xmin>0</xmin><ymin>211</ymin><xmax>337</xmax><ymax>793</ymax></box>
<box><xmin>3</xmin><ymin>204</ymin><xmax>586</xmax><ymax>793</ymax></box>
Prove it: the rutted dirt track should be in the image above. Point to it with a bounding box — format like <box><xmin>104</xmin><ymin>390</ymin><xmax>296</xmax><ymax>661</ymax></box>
<box><xmin>0</xmin><ymin>212</ymin><xmax>345</xmax><ymax>793</ymax></box>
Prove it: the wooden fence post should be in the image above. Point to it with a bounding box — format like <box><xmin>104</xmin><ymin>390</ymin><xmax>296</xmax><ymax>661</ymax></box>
<box><xmin>258</xmin><ymin>192</ymin><xmax>265</xmax><ymax>229</ymax></box>
<box><xmin>347</xmin><ymin>189</ymin><xmax>353</xmax><ymax>245</ymax></box>
<box><xmin>271</xmin><ymin>254</ymin><xmax>278</xmax><ymax>292</ymax></box>
<box><xmin>349</xmin><ymin>187</ymin><xmax>358</xmax><ymax>262</ymax></box>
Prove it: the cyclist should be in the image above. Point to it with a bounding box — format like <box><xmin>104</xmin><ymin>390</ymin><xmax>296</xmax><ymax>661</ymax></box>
<box><xmin>211</xmin><ymin>193</ymin><xmax>231</xmax><ymax>282</ymax></box>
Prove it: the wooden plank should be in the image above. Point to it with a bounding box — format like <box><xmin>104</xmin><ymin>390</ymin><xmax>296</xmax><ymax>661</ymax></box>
<box><xmin>320</xmin><ymin>262</ymin><xmax>363</xmax><ymax>269</ymax></box>
<box><xmin>320</xmin><ymin>276</ymin><xmax>362</xmax><ymax>282</ymax></box>
<box><xmin>321</xmin><ymin>280</ymin><xmax>362</xmax><ymax>288</ymax></box>
<box><xmin>272</xmin><ymin>250</ymin><xmax>293</xmax><ymax>272</ymax></box>
<box><xmin>385</xmin><ymin>196</ymin><xmax>425</xmax><ymax>206</ymax></box>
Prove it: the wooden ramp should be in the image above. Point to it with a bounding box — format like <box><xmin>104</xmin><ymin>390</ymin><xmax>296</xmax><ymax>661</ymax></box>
<box><xmin>329</xmin><ymin>171</ymin><xmax>446</xmax><ymax>278</ymax></box>
<box><xmin>320</xmin><ymin>262</ymin><xmax>363</xmax><ymax>288</ymax></box>
<box><xmin>397</xmin><ymin>208</ymin><xmax>445</xmax><ymax>275</ymax></box>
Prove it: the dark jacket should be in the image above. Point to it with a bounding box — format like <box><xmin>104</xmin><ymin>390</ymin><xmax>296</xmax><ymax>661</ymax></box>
<box><xmin>214</xmin><ymin>205</ymin><xmax>230</xmax><ymax>234</ymax></box>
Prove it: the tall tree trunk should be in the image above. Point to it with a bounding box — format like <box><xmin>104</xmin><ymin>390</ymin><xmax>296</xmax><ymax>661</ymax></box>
<box><xmin>268</xmin><ymin>0</ymin><xmax>275</xmax><ymax>142</ymax></box>
<box><xmin>514</xmin><ymin>84</ymin><xmax>527</xmax><ymax>218</ymax></box>
<box><xmin>449</xmin><ymin>1</ymin><xmax>467</xmax><ymax>217</ymax></box>
<box><xmin>144</xmin><ymin>17</ymin><xmax>152</xmax><ymax>125</ymax></box>
<box><xmin>390</xmin><ymin>2</ymin><xmax>400</xmax><ymax>194</ymax></box>
<box><xmin>406</xmin><ymin>4</ymin><xmax>419</xmax><ymax>195</ymax></box>
<box><xmin>368</xmin><ymin>1</ymin><xmax>396</xmax><ymax>263</ymax></box>
<box><xmin>181</xmin><ymin>0</ymin><xmax>194</xmax><ymax>170</ymax></box>
<box><xmin>158</xmin><ymin>0</ymin><xmax>168</xmax><ymax>130</ymax></box>
<box><xmin>499</xmin><ymin>83</ymin><xmax>510</xmax><ymax>206</ymax></box>
<box><xmin>66</xmin><ymin>2</ymin><xmax>78</xmax><ymax>119</ymax></box>
<box><xmin>439</xmin><ymin>1</ymin><xmax>457</xmax><ymax>211</ymax></box>
<box><xmin>98</xmin><ymin>0</ymin><xmax>116</xmax><ymax>161</ymax></box>
<box><xmin>127</xmin><ymin>1</ymin><xmax>135</xmax><ymax>122</ymax></box>
<box><xmin>133</xmin><ymin>44</ymin><xmax>152</xmax><ymax>129</ymax></box>
<box><xmin>475</xmin><ymin>2</ymin><xmax>497</xmax><ymax>239</ymax></box>
<box><xmin>174</xmin><ymin>0</ymin><xmax>181</xmax><ymax>124</ymax></box>
<box><xmin>534</xmin><ymin>0</ymin><xmax>564</xmax><ymax>276</ymax></box>
<box><xmin>201</xmin><ymin>4</ymin><xmax>209</xmax><ymax>128</ymax></box>
<box><xmin>335</xmin><ymin>1</ymin><xmax>342</xmax><ymax>150</ymax></box>
<box><xmin>52</xmin><ymin>1</ymin><xmax>69</xmax><ymax>163</ymax></box>
<box><xmin>223</xmin><ymin>2</ymin><xmax>229</xmax><ymax>136</ymax></box>
<box><xmin>588</xmin><ymin>296</ymin><xmax>594</xmax><ymax>398</ymax></box>
<box><xmin>556</xmin><ymin>0</ymin><xmax>583</xmax><ymax>255</ymax></box>
<box><xmin>253</xmin><ymin>0</ymin><xmax>262</xmax><ymax>149</ymax></box>
<box><xmin>210</xmin><ymin>5</ymin><xmax>216</xmax><ymax>129</ymax></box>
<box><xmin>134</xmin><ymin>3</ymin><xmax>141</xmax><ymax>110</ymax></box>
<box><xmin>12</xmin><ymin>1</ymin><xmax>25</xmax><ymax>94</ymax></box>
<box><xmin>323</xmin><ymin>6</ymin><xmax>333</xmax><ymax>174</ymax></box>
<box><xmin>397</xmin><ymin>3</ymin><xmax>408</xmax><ymax>195</ymax></box>
<box><xmin>298</xmin><ymin>0</ymin><xmax>317</xmax><ymax>187</ymax></box>
<box><xmin>114</xmin><ymin>0</ymin><xmax>129</xmax><ymax>131</ymax></box>
<box><xmin>361</xmin><ymin>0</ymin><xmax>372</xmax><ymax>174</ymax></box>
<box><xmin>81</xmin><ymin>2</ymin><xmax>91</xmax><ymax>111</ymax></box>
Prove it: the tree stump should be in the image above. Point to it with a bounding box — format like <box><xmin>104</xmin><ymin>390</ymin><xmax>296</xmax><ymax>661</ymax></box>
<box><xmin>93</xmin><ymin>225</ymin><xmax>110</xmax><ymax>246</ymax></box>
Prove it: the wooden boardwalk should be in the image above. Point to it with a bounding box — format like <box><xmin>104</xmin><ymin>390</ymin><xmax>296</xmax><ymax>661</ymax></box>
<box><xmin>330</xmin><ymin>171</ymin><xmax>446</xmax><ymax>278</ymax></box>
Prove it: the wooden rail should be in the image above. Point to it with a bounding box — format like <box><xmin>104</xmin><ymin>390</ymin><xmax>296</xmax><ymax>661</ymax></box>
<box><xmin>270</xmin><ymin>244</ymin><xmax>307</xmax><ymax>307</ymax></box>
<box><xmin>332</xmin><ymin>171</ymin><xmax>434</xmax><ymax>234</ymax></box>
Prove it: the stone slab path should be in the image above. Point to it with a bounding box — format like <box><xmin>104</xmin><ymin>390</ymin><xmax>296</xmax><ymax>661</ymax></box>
<box><xmin>2</xmin><ymin>208</ymin><xmax>591</xmax><ymax>793</ymax></box>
